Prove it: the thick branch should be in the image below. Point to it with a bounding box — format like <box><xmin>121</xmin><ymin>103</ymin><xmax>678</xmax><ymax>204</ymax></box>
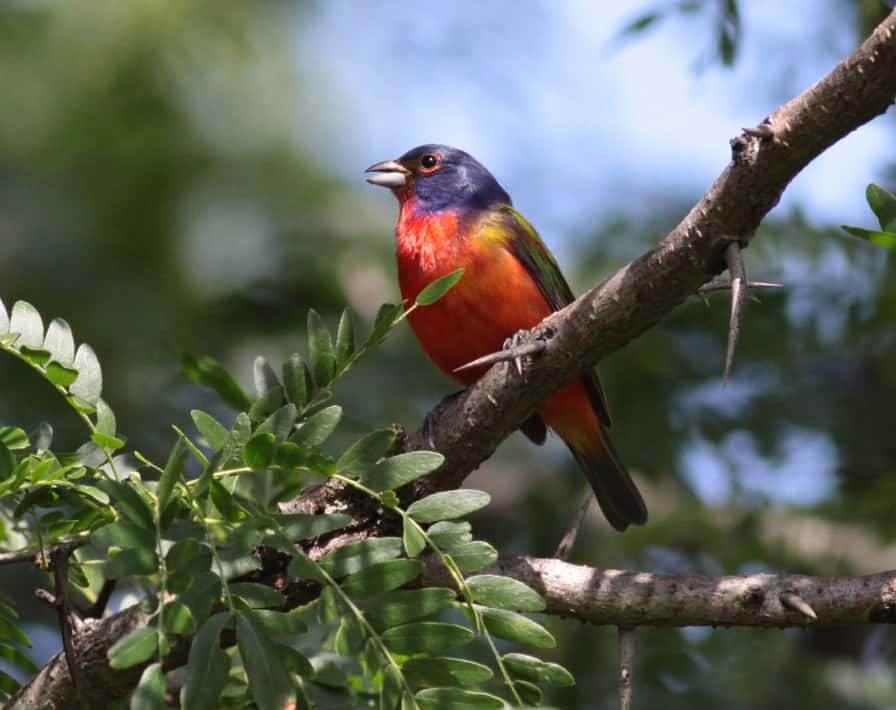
<box><xmin>442</xmin><ymin>557</ymin><xmax>896</xmax><ymax>628</ymax></box>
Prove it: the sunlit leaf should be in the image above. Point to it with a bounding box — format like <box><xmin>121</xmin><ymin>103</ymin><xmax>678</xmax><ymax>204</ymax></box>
<box><xmin>253</xmin><ymin>356</ymin><xmax>281</xmax><ymax>398</ymax></box>
<box><xmin>502</xmin><ymin>653</ymin><xmax>575</xmax><ymax>686</ymax></box>
<box><xmin>290</xmin><ymin>405</ymin><xmax>341</xmax><ymax>447</ymax></box>
<box><xmin>449</xmin><ymin>541</ymin><xmax>497</xmax><ymax>573</ymax></box>
<box><xmin>255</xmin><ymin>403</ymin><xmax>297</xmax><ymax>443</ymax></box>
<box><xmin>474</xmin><ymin>606</ymin><xmax>555</xmax><ymax>649</ymax></box>
<box><xmin>867</xmin><ymin>182</ymin><xmax>896</xmax><ymax>231</ymax></box>
<box><xmin>190</xmin><ymin>410</ymin><xmax>229</xmax><ymax>451</ymax></box>
<box><xmin>466</xmin><ymin>575</ymin><xmax>545</xmax><ymax>612</ymax></box>
<box><xmin>43</xmin><ymin>317</ymin><xmax>75</xmax><ymax>365</ymax></box>
<box><xmin>402</xmin><ymin>657</ymin><xmax>493</xmax><ymax>688</ymax></box>
<box><xmin>403</xmin><ymin>516</ymin><xmax>426</xmax><ymax>558</ymax></box>
<box><xmin>69</xmin><ymin>343</ymin><xmax>102</xmax><ymax>406</ymax></box>
<box><xmin>307</xmin><ymin>309</ymin><xmax>336</xmax><ymax>386</ymax></box>
<box><xmin>108</xmin><ymin>627</ymin><xmax>157</xmax><ymax>669</ymax></box>
<box><xmin>407</xmin><ymin>489</ymin><xmax>490</xmax><ymax>523</ymax></box>
<box><xmin>415</xmin><ymin>687</ymin><xmax>504</xmax><ymax>708</ymax></box>
<box><xmin>9</xmin><ymin>301</ymin><xmax>43</xmax><ymax>349</ymax></box>
<box><xmin>363</xmin><ymin>451</ymin><xmax>444</xmax><ymax>492</ymax></box>
<box><xmin>415</xmin><ymin>268</ymin><xmax>465</xmax><ymax>306</ymax></box>
<box><xmin>161</xmin><ymin>600</ymin><xmax>196</xmax><ymax>635</ymax></box>
<box><xmin>132</xmin><ymin>662</ymin><xmax>166</xmax><ymax>710</ymax></box>
<box><xmin>382</xmin><ymin>622</ymin><xmax>473</xmax><ymax>654</ymax></box>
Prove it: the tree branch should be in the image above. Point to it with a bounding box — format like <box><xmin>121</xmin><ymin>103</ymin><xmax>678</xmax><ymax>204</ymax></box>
<box><xmin>11</xmin><ymin>10</ymin><xmax>896</xmax><ymax>708</ymax></box>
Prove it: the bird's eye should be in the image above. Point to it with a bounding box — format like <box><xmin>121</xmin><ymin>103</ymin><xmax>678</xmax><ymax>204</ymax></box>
<box><xmin>419</xmin><ymin>153</ymin><xmax>440</xmax><ymax>172</ymax></box>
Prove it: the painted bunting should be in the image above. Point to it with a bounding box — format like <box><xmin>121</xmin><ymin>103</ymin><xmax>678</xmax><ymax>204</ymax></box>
<box><xmin>366</xmin><ymin>145</ymin><xmax>646</xmax><ymax>531</ymax></box>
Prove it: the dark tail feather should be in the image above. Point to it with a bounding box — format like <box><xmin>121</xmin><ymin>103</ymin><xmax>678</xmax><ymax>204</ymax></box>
<box><xmin>569</xmin><ymin>433</ymin><xmax>647</xmax><ymax>532</ymax></box>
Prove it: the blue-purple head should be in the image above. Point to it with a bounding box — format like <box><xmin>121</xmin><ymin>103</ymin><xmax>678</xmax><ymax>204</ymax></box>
<box><xmin>366</xmin><ymin>144</ymin><xmax>511</xmax><ymax>213</ymax></box>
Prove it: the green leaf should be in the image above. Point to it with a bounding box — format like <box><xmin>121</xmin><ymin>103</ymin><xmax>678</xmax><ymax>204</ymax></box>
<box><xmin>45</xmin><ymin>361</ymin><xmax>79</xmax><ymax>387</ymax></box>
<box><xmin>9</xmin><ymin>301</ymin><xmax>43</xmax><ymax>349</ymax></box>
<box><xmin>165</xmin><ymin>539</ymin><xmax>212</xmax><ymax>576</ymax></box>
<box><xmin>248</xmin><ymin>385</ymin><xmax>286</xmax><ymax>422</ymax></box>
<box><xmin>476</xmin><ymin>606</ymin><xmax>555</xmax><ymax>649</ymax></box>
<box><xmin>365</xmin><ymin>302</ymin><xmax>404</xmax><ymax>349</ymax></box>
<box><xmin>415</xmin><ymin>268</ymin><xmax>465</xmax><ymax>306</ymax></box>
<box><xmin>272</xmin><ymin>512</ymin><xmax>352</xmax><ymax>542</ymax></box>
<box><xmin>159</xmin><ymin>437</ymin><xmax>187</xmax><ymax>514</ymax></box>
<box><xmin>0</xmin><ymin>443</ymin><xmax>14</xmax><ymax>482</ymax></box>
<box><xmin>95</xmin><ymin>399</ymin><xmax>117</xmax><ymax>437</ymax></box>
<box><xmin>29</xmin><ymin>422</ymin><xmax>53</xmax><ymax>452</ymax></box>
<box><xmin>209</xmin><ymin>480</ymin><xmax>245</xmax><ymax>522</ymax></box>
<box><xmin>190</xmin><ymin>410</ymin><xmax>230</xmax><ymax>451</ymax></box>
<box><xmin>0</xmin><ymin>616</ymin><xmax>31</xmax><ymax>647</ymax></box>
<box><xmin>339</xmin><ymin>559</ymin><xmax>423</xmax><ymax>599</ymax></box>
<box><xmin>0</xmin><ymin>298</ymin><xmax>8</xmax><ymax>335</ymax></box>
<box><xmin>236</xmin><ymin>611</ymin><xmax>295</xmax><ymax>710</ymax></box>
<box><xmin>336</xmin><ymin>429</ymin><xmax>395</xmax><ymax>477</ymax></box>
<box><xmin>248</xmin><ymin>609</ymin><xmax>308</xmax><ymax>637</ymax></box>
<box><xmin>0</xmin><ymin>427</ymin><xmax>28</xmax><ymax>451</ymax></box>
<box><xmin>104</xmin><ymin>547</ymin><xmax>158</xmax><ymax>579</ymax></box>
<box><xmin>228</xmin><ymin>583</ymin><xmax>285</xmax><ymax>609</ymax></box>
<box><xmin>253</xmin><ymin>356</ymin><xmax>282</xmax><ymax>398</ymax></box>
<box><xmin>403</xmin><ymin>516</ymin><xmax>426</xmax><ymax>558</ymax></box>
<box><xmin>382</xmin><ymin>622</ymin><xmax>473</xmax><ymax>654</ymax></box>
<box><xmin>287</xmin><ymin>550</ymin><xmax>324</xmax><ymax>582</ymax></box>
<box><xmin>91</xmin><ymin>431</ymin><xmax>125</xmax><ymax>450</ymax></box>
<box><xmin>108</xmin><ymin>627</ymin><xmax>157</xmax><ymax>669</ymax></box>
<box><xmin>278</xmin><ymin>643</ymin><xmax>314</xmax><ymax>677</ymax></box>
<box><xmin>256</xmin><ymin>404</ymin><xmax>297</xmax><ymax>443</ymax></box>
<box><xmin>290</xmin><ymin>405</ymin><xmax>342</xmax><ymax>447</ymax></box>
<box><xmin>69</xmin><ymin>343</ymin><xmax>102</xmax><ymax>406</ymax></box>
<box><xmin>407</xmin><ymin>490</ymin><xmax>490</xmax><ymax>523</ymax></box>
<box><xmin>334</xmin><ymin>308</ymin><xmax>355</xmax><ymax>366</ymax></box>
<box><xmin>0</xmin><ymin>642</ymin><xmax>39</xmax><ymax>674</ymax></box>
<box><xmin>307</xmin><ymin>309</ymin><xmax>336</xmax><ymax>386</ymax></box>
<box><xmin>466</xmin><ymin>575</ymin><xmax>545</xmax><ymax>612</ymax></box>
<box><xmin>502</xmin><ymin>653</ymin><xmax>575</xmax><ymax>686</ymax></box>
<box><xmin>43</xmin><ymin>317</ymin><xmax>75</xmax><ymax>365</ymax></box>
<box><xmin>334</xmin><ymin>613</ymin><xmax>366</xmax><ymax>656</ymax></box>
<box><xmin>181</xmin><ymin>613</ymin><xmax>231</xmax><ymax>710</ymax></box>
<box><xmin>415</xmin><ymin>687</ymin><xmax>504</xmax><ymax>708</ymax></box>
<box><xmin>177</xmin><ymin>571</ymin><xmax>222</xmax><ymax>625</ymax></box>
<box><xmin>840</xmin><ymin>224</ymin><xmax>896</xmax><ymax>248</ymax></box>
<box><xmin>95</xmin><ymin>480</ymin><xmax>154</xmax><ymax>531</ymax></box>
<box><xmin>449</xmin><ymin>541</ymin><xmax>498</xmax><ymax>573</ymax></box>
<box><xmin>161</xmin><ymin>601</ymin><xmax>196</xmax><ymax>635</ymax></box>
<box><xmin>181</xmin><ymin>353</ymin><xmax>252</xmax><ymax>411</ymax></box>
<box><xmin>132</xmin><ymin>663</ymin><xmax>166</xmax><ymax>710</ymax></box>
<box><xmin>281</xmin><ymin>354</ymin><xmax>310</xmax><ymax>407</ymax></box>
<box><xmin>514</xmin><ymin>680</ymin><xmax>543</xmax><ymax>706</ymax></box>
<box><xmin>243</xmin><ymin>432</ymin><xmax>276</xmax><ymax>469</ymax></box>
<box><xmin>365</xmin><ymin>588</ymin><xmax>457</xmax><ymax>631</ymax></box>
<box><xmin>364</xmin><ymin>452</ymin><xmax>444</xmax><ymax>492</ymax></box>
<box><xmin>93</xmin><ymin>520</ymin><xmax>155</xmax><ymax>551</ymax></box>
<box><xmin>317</xmin><ymin>585</ymin><xmax>340</xmax><ymax>623</ymax></box>
<box><xmin>402</xmin><ymin>657</ymin><xmax>493</xmax><ymax>688</ymax></box>
<box><xmin>319</xmin><ymin>537</ymin><xmax>402</xmax><ymax>578</ymax></box>
<box><xmin>867</xmin><ymin>183</ymin><xmax>896</xmax><ymax>232</ymax></box>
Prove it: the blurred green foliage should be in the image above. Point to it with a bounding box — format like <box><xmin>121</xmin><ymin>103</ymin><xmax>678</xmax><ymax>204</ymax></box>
<box><xmin>1</xmin><ymin>0</ymin><xmax>896</xmax><ymax>708</ymax></box>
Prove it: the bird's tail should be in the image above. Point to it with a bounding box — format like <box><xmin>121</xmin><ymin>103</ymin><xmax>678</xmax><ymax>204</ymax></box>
<box><xmin>567</xmin><ymin>430</ymin><xmax>647</xmax><ymax>532</ymax></box>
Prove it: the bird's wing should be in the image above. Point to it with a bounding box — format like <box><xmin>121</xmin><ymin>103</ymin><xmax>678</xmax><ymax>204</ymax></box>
<box><xmin>493</xmin><ymin>205</ymin><xmax>613</xmax><ymax>429</ymax></box>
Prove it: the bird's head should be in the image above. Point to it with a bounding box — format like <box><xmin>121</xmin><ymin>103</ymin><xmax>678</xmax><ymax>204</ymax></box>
<box><xmin>366</xmin><ymin>144</ymin><xmax>511</xmax><ymax>213</ymax></box>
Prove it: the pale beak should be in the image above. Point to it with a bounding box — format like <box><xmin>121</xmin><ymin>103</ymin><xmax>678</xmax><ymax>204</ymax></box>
<box><xmin>365</xmin><ymin>159</ymin><xmax>410</xmax><ymax>188</ymax></box>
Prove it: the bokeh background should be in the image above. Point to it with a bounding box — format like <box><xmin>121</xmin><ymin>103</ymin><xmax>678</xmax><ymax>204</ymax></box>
<box><xmin>2</xmin><ymin>1</ymin><xmax>896</xmax><ymax>707</ymax></box>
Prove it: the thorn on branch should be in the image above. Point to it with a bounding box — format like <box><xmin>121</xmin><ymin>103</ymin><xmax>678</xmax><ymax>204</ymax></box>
<box><xmin>618</xmin><ymin>626</ymin><xmax>636</xmax><ymax>710</ymax></box>
<box><xmin>780</xmin><ymin>591</ymin><xmax>818</xmax><ymax>621</ymax></box>
<box><xmin>35</xmin><ymin>545</ymin><xmax>85</xmax><ymax>692</ymax></box>
<box><xmin>453</xmin><ymin>338</ymin><xmax>546</xmax><ymax>374</ymax></box>
<box><xmin>554</xmin><ymin>492</ymin><xmax>592</xmax><ymax>561</ymax></box>
<box><xmin>742</xmin><ymin>123</ymin><xmax>775</xmax><ymax>139</ymax></box>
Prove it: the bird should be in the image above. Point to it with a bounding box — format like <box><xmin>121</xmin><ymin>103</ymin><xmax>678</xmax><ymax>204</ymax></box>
<box><xmin>366</xmin><ymin>144</ymin><xmax>646</xmax><ymax>531</ymax></box>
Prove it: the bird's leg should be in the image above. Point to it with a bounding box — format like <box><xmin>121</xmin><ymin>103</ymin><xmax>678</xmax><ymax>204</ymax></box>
<box><xmin>695</xmin><ymin>241</ymin><xmax>782</xmax><ymax>382</ymax></box>
<box><xmin>554</xmin><ymin>490</ymin><xmax>592</xmax><ymax>560</ymax></box>
<box><xmin>453</xmin><ymin>327</ymin><xmax>553</xmax><ymax>375</ymax></box>
<box><xmin>423</xmin><ymin>389</ymin><xmax>466</xmax><ymax>450</ymax></box>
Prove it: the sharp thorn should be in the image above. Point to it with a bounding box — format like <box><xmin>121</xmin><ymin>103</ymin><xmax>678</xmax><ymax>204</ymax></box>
<box><xmin>723</xmin><ymin>242</ymin><xmax>747</xmax><ymax>383</ymax></box>
<box><xmin>780</xmin><ymin>591</ymin><xmax>817</xmax><ymax>621</ymax></box>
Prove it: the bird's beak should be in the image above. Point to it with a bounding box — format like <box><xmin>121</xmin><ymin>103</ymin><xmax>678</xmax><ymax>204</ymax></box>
<box><xmin>365</xmin><ymin>159</ymin><xmax>410</xmax><ymax>188</ymax></box>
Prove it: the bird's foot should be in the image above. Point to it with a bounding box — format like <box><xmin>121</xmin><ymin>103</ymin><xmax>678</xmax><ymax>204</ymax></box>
<box><xmin>695</xmin><ymin>241</ymin><xmax>782</xmax><ymax>382</ymax></box>
<box><xmin>453</xmin><ymin>327</ymin><xmax>553</xmax><ymax>376</ymax></box>
<box><xmin>423</xmin><ymin>389</ymin><xmax>465</xmax><ymax>450</ymax></box>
